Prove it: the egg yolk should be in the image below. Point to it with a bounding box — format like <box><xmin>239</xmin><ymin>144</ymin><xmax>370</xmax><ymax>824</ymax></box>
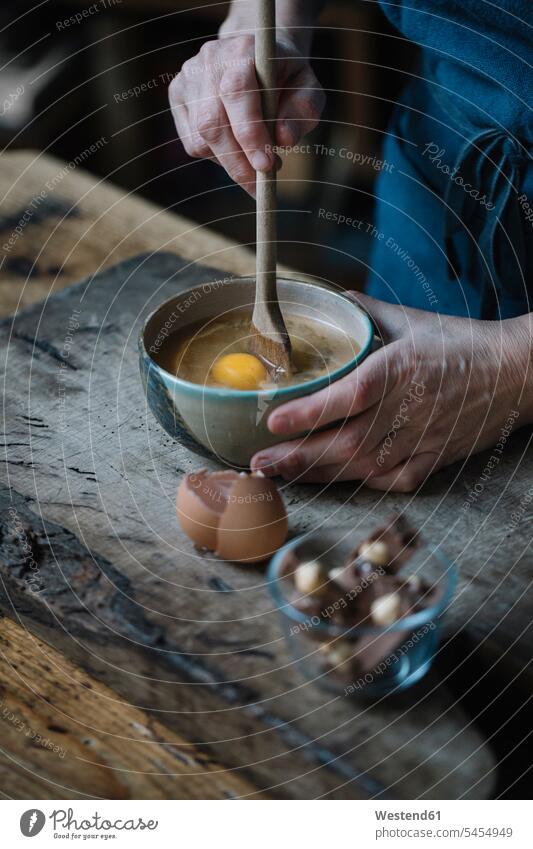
<box><xmin>211</xmin><ymin>353</ymin><xmax>268</xmax><ymax>390</ymax></box>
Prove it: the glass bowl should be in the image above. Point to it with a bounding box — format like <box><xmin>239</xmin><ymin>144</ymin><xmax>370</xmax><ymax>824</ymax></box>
<box><xmin>267</xmin><ymin>523</ymin><xmax>457</xmax><ymax>698</ymax></box>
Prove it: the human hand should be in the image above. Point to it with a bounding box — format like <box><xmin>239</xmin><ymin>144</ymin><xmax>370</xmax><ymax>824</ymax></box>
<box><xmin>168</xmin><ymin>34</ymin><xmax>324</xmax><ymax>194</ymax></box>
<box><xmin>251</xmin><ymin>294</ymin><xmax>532</xmax><ymax>491</ymax></box>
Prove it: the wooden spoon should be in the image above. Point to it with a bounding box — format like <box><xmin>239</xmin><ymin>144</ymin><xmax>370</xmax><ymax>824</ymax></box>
<box><xmin>249</xmin><ymin>0</ymin><xmax>292</xmax><ymax>376</ymax></box>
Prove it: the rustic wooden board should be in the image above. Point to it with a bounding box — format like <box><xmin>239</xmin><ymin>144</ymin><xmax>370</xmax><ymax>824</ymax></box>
<box><xmin>0</xmin><ymin>149</ymin><xmax>268</xmax><ymax>800</ymax></box>
<box><xmin>0</xmin><ymin>150</ymin><xmax>258</xmax><ymax>320</ymax></box>
<box><xmin>0</xmin><ymin>617</ymin><xmax>262</xmax><ymax>800</ymax></box>
<box><xmin>0</xmin><ymin>251</ymin><xmax>505</xmax><ymax>798</ymax></box>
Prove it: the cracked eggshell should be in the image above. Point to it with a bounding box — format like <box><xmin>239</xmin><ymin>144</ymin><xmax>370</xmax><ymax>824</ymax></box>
<box><xmin>176</xmin><ymin>470</ymin><xmax>240</xmax><ymax>550</ymax></box>
<box><xmin>216</xmin><ymin>474</ymin><xmax>288</xmax><ymax>563</ymax></box>
<box><xmin>176</xmin><ymin>470</ymin><xmax>288</xmax><ymax>563</ymax></box>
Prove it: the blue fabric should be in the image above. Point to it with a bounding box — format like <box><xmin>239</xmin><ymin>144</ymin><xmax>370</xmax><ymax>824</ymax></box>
<box><xmin>367</xmin><ymin>1</ymin><xmax>533</xmax><ymax>318</ymax></box>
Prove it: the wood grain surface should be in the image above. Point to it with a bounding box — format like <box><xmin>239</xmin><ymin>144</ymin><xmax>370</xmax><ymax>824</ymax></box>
<box><xmin>0</xmin><ymin>149</ymin><xmax>262</xmax><ymax>800</ymax></box>
<box><xmin>0</xmin><ymin>250</ymin><xmax>497</xmax><ymax>799</ymax></box>
<box><xmin>0</xmin><ymin>616</ymin><xmax>261</xmax><ymax>800</ymax></box>
<box><xmin>0</xmin><ymin>150</ymin><xmax>257</xmax><ymax>319</ymax></box>
<box><xmin>0</xmin><ymin>151</ymin><xmax>531</xmax><ymax>800</ymax></box>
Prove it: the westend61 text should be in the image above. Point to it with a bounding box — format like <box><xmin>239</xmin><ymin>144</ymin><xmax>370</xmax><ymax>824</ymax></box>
<box><xmin>375</xmin><ymin>810</ymin><xmax>441</xmax><ymax>820</ymax></box>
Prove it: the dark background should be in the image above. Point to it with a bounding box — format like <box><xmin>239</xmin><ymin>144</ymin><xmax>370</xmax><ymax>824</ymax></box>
<box><xmin>0</xmin><ymin>0</ymin><xmax>414</xmax><ymax>290</ymax></box>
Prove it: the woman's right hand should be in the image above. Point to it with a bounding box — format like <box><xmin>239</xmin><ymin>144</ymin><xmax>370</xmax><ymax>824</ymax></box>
<box><xmin>168</xmin><ymin>34</ymin><xmax>325</xmax><ymax>195</ymax></box>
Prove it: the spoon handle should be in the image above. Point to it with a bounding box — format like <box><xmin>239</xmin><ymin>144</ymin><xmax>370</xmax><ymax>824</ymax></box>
<box><xmin>255</xmin><ymin>0</ymin><xmax>277</xmax><ymax>306</ymax></box>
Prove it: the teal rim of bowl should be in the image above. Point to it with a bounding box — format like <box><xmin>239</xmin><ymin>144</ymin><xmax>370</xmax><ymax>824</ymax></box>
<box><xmin>267</xmin><ymin>531</ymin><xmax>458</xmax><ymax>636</ymax></box>
<box><xmin>140</xmin><ymin>291</ymin><xmax>374</xmax><ymax>400</ymax></box>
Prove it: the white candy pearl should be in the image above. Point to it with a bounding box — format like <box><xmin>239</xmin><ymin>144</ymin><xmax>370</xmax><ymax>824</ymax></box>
<box><xmin>359</xmin><ymin>540</ymin><xmax>390</xmax><ymax>567</ymax></box>
<box><xmin>370</xmin><ymin>592</ymin><xmax>401</xmax><ymax>626</ymax></box>
<box><xmin>329</xmin><ymin>566</ymin><xmax>346</xmax><ymax>584</ymax></box>
<box><xmin>321</xmin><ymin>641</ymin><xmax>353</xmax><ymax>669</ymax></box>
<box><xmin>294</xmin><ymin>560</ymin><xmax>325</xmax><ymax>595</ymax></box>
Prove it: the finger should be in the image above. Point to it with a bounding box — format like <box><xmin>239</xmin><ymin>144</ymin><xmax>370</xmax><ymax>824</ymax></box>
<box><xmin>275</xmin><ymin>67</ymin><xmax>325</xmax><ymax>146</ymax></box>
<box><xmin>173</xmin><ymin>105</ymin><xmax>213</xmax><ymax>159</ymax></box>
<box><xmin>169</xmin><ymin>77</ymin><xmax>212</xmax><ymax>159</ymax></box>
<box><xmin>252</xmin><ymin>417</ymin><xmax>418</xmax><ymax>482</ymax></box>
<box><xmin>176</xmin><ymin>95</ymin><xmax>260</xmax><ymax>195</ymax></box>
<box><xmin>252</xmin><ymin>406</ymin><xmax>384</xmax><ymax>479</ymax></box>
<box><xmin>196</xmin><ymin>95</ymin><xmax>257</xmax><ymax>191</ymax></box>
<box><xmin>371</xmin><ymin>400</ymin><xmax>426</xmax><ymax>473</ymax></box>
<box><xmin>364</xmin><ymin>452</ymin><xmax>439</xmax><ymax>493</ymax></box>
<box><xmin>219</xmin><ymin>64</ymin><xmax>275</xmax><ymax>171</ymax></box>
<box><xmin>297</xmin><ymin>463</ymin><xmax>373</xmax><ymax>484</ymax></box>
<box><xmin>267</xmin><ymin>346</ymin><xmax>393</xmax><ymax>436</ymax></box>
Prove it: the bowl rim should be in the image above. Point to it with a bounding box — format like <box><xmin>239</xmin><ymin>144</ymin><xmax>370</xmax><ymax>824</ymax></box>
<box><xmin>267</xmin><ymin>528</ymin><xmax>458</xmax><ymax>636</ymax></box>
<box><xmin>139</xmin><ymin>276</ymin><xmax>374</xmax><ymax>399</ymax></box>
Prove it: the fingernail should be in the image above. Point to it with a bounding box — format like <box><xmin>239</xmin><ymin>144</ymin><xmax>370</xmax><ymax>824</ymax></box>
<box><xmin>252</xmin><ymin>454</ymin><xmax>275</xmax><ymax>474</ymax></box>
<box><xmin>250</xmin><ymin>150</ymin><xmax>271</xmax><ymax>171</ymax></box>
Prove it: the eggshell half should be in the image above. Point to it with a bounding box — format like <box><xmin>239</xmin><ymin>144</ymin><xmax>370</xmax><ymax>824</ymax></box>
<box><xmin>176</xmin><ymin>470</ymin><xmax>240</xmax><ymax>550</ymax></box>
<box><xmin>216</xmin><ymin>474</ymin><xmax>288</xmax><ymax>563</ymax></box>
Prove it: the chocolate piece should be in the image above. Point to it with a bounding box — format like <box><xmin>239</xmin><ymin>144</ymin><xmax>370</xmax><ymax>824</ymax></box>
<box><xmin>345</xmin><ymin>515</ymin><xmax>419</xmax><ymax>575</ymax></box>
<box><xmin>292</xmin><ymin>594</ymin><xmax>326</xmax><ymax>619</ymax></box>
<box><xmin>349</xmin><ymin>630</ymin><xmax>409</xmax><ymax>677</ymax></box>
<box><xmin>282</xmin><ymin>518</ymin><xmax>437</xmax><ymax>687</ymax></box>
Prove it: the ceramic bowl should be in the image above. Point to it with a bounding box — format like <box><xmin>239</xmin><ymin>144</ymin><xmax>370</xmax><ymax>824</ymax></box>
<box><xmin>139</xmin><ymin>276</ymin><xmax>374</xmax><ymax>467</ymax></box>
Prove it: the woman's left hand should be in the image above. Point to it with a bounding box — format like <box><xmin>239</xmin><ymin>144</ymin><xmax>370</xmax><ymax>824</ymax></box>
<box><xmin>250</xmin><ymin>293</ymin><xmax>531</xmax><ymax>491</ymax></box>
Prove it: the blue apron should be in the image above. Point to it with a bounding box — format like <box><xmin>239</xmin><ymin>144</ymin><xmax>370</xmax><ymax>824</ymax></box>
<box><xmin>367</xmin><ymin>1</ymin><xmax>533</xmax><ymax>318</ymax></box>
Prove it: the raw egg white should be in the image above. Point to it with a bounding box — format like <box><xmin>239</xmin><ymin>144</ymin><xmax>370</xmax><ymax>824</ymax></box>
<box><xmin>210</xmin><ymin>353</ymin><xmax>267</xmax><ymax>390</ymax></box>
<box><xmin>176</xmin><ymin>469</ymin><xmax>288</xmax><ymax>563</ymax></box>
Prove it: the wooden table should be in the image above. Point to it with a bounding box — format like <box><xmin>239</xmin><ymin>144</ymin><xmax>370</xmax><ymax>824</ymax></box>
<box><xmin>0</xmin><ymin>151</ymin><xmax>531</xmax><ymax>800</ymax></box>
<box><xmin>0</xmin><ymin>150</ymin><xmax>260</xmax><ymax>800</ymax></box>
